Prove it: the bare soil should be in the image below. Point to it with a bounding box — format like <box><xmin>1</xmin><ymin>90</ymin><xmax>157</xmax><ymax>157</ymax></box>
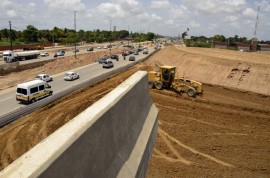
<box><xmin>0</xmin><ymin>46</ymin><xmax>270</xmax><ymax>178</ymax></box>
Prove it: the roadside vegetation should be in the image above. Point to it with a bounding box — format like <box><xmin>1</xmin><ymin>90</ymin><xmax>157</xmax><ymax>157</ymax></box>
<box><xmin>182</xmin><ymin>32</ymin><xmax>270</xmax><ymax>48</ymax></box>
<box><xmin>0</xmin><ymin>25</ymin><xmax>158</xmax><ymax>46</ymax></box>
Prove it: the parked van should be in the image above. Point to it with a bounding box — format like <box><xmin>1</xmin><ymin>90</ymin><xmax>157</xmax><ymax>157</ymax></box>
<box><xmin>16</xmin><ymin>80</ymin><xmax>53</xmax><ymax>103</ymax></box>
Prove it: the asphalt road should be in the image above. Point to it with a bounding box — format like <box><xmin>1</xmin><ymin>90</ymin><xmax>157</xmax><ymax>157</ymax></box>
<box><xmin>0</xmin><ymin>46</ymin><xmax>118</xmax><ymax>65</ymax></box>
<box><xmin>0</xmin><ymin>48</ymin><xmax>154</xmax><ymax>116</ymax></box>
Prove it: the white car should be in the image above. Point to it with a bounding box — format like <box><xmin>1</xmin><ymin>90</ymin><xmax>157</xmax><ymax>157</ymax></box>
<box><xmin>35</xmin><ymin>74</ymin><xmax>53</xmax><ymax>82</ymax></box>
<box><xmin>40</xmin><ymin>52</ymin><xmax>49</xmax><ymax>57</ymax></box>
<box><xmin>64</xmin><ymin>72</ymin><xmax>80</xmax><ymax>81</ymax></box>
<box><xmin>97</xmin><ymin>46</ymin><xmax>102</xmax><ymax>49</ymax></box>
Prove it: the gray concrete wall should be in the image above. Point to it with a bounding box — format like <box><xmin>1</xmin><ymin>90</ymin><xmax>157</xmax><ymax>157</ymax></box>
<box><xmin>0</xmin><ymin>71</ymin><xmax>158</xmax><ymax>178</ymax></box>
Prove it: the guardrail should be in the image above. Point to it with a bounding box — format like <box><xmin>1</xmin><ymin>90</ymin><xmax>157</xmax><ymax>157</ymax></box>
<box><xmin>0</xmin><ymin>48</ymin><xmax>160</xmax><ymax>127</ymax></box>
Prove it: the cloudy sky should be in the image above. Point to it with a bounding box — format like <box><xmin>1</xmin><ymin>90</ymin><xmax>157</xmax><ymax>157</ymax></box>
<box><xmin>0</xmin><ymin>0</ymin><xmax>269</xmax><ymax>40</ymax></box>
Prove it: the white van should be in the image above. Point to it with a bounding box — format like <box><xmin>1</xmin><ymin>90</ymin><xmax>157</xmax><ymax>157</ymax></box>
<box><xmin>16</xmin><ymin>80</ymin><xmax>53</xmax><ymax>103</ymax></box>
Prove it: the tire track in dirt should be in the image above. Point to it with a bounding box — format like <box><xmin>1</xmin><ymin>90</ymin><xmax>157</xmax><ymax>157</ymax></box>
<box><xmin>158</xmin><ymin>129</ymin><xmax>192</xmax><ymax>165</ymax></box>
<box><xmin>156</xmin><ymin>104</ymin><xmax>228</xmax><ymax>129</ymax></box>
<box><xmin>158</xmin><ymin>127</ymin><xmax>235</xmax><ymax>168</ymax></box>
<box><xmin>0</xmin><ymin>125</ymin><xmax>24</xmax><ymax>169</ymax></box>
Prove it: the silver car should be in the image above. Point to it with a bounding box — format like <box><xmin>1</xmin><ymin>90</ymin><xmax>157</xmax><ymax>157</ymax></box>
<box><xmin>35</xmin><ymin>74</ymin><xmax>53</xmax><ymax>82</ymax></box>
<box><xmin>102</xmin><ymin>61</ymin><xmax>114</xmax><ymax>68</ymax></box>
<box><xmin>64</xmin><ymin>72</ymin><xmax>80</xmax><ymax>81</ymax></box>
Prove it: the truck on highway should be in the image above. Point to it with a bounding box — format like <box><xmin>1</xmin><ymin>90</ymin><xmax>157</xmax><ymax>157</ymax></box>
<box><xmin>2</xmin><ymin>50</ymin><xmax>40</xmax><ymax>63</ymax></box>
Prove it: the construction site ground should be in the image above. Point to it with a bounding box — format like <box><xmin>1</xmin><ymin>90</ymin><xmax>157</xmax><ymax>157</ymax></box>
<box><xmin>0</xmin><ymin>46</ymin><xmax>270</xmax><ymax>177</ymax></box>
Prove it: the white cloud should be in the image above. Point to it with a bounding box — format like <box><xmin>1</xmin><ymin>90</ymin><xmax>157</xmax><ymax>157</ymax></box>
<box><xmin>136</xmin><ymin>12</ymin><xmax>162</xmax><ymax>22</ymax></box>
<box><xmin>151</xmin><ymin>0</ymin><xmax>171</xmax><ymax>9</ymax></box>
<box><xmin>183</xmin><ymin>0</ymin><xmax>246</xmax><ymax>15</ymax></box>
<box><xmin>115</xmin><ymin>0</ymin><xmax>142</xmax><ymax>15</ymax></box>
<box><xmin>169</xmin><ymin>5</ymin><xmax>189</xmax><ymax>20</ymax></box>
<box><xmin>97</xmin><ymin>3</ymin><xmax>125</xmax><ymax>18</ymax></box>
<box><xmin>2</xmin><ymin>0</ymin><xmax>12</xmax><ymax>7</ymax></box>
<box><xmin>225</xmin><ymin>15</ymin><xmax>239</xmax><ymax>22</ymax></box>
<box><xmin>256</xmin><ymin>0</ymin><xmax>270</xmax><ymax>11</ymax></box>
<box><xmin>242</xmin><ymin>8</ymin><xmax>257</xmax><ymax>18</ymax></box>
<box><xmin>6</xmin><ymin>9</ymin><xmax>17</xmax><ymax>17</ymax></box>
<box><xmin>86</xmin><ymin>10</ymin><xmax>94</xmax><ymax>18</ymax></box>
<box><xmin>208</xmin><ymin>23</ymin><xmax>218</xmax><ymax>30</ymax></box>
<box><xmin>224</xmin><ymin>0</ymin><xmax>246</xmax><ymax>7</ymax></box>
<box><xmin>166</xmin><ymin>19</ymin><xmax>174</xmax><ymax>25</ymax></box>
<box><xmin>44</xmin><ymin>0</ymin><xmax>85</xmax><ymax>11</ymax></box>
<box><xmin>189</xmin><ymin>21</ymin><xmax>200</xmax><ymax>28</ymax></box>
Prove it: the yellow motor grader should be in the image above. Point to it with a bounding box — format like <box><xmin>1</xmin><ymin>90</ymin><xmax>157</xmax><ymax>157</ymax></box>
<box><xmin>148</xmin><ymin>65</ymin><xmax>203</xmax><ymax>97</ymax></box>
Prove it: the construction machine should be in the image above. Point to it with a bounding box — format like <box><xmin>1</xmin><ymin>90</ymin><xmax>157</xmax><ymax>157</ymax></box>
<box><xmin>148</xmin><ymin>65</ymin><xmax>203</xmax><ymax>97</ymax></box>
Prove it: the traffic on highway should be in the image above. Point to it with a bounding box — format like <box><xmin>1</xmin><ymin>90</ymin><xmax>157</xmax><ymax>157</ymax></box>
<box><xmin>0</xmin><ymin>46</ymin><xmax>156</xmax><ymax>120</ymax></box>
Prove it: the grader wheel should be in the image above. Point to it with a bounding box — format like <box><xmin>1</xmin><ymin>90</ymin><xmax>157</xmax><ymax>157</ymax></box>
<box><xmin>187</xmin><ymin>87</ymin><xmax>196</xmax><ymax>97</ymax></box>
<box><xmin>155</xmin><ymin>81</ymin><xmax>163</xmax><ymax>90</ymax></box>
<box><xmin>148</xmin><ymin>82</ymin><xmax>155</xmax><ymax>89</ymax></box>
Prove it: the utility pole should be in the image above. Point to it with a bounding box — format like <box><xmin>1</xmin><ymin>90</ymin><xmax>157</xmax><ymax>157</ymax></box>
<box><xmin>74</xmin><ymin>11</ymin><xmax>77</xmax><ymax>58</ymax></box>
<box><xmin>252</xmin><ymin>6</ymin><xmax>260</xmax><ymax>51</ymax></box>
<box><xmin>110</xmin><ymin>19</ymin><xmax>111</xmax><ymax>51</ymax></box>
<box><xmin>128</xmin><ymin>25</ymin><xmax>130</xmax><ymax>46</ymax></box>
<box><xmin>9</xmin><ymin>21</ymin><xmax>13</xmax><ymax>51</ymax></box>
<box><xmin>52</xmin><ymin>35</ymin><xmax>54</xmax><ymax>47</ymax></box>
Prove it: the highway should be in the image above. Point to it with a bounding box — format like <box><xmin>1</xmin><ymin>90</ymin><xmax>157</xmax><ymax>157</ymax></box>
<box><xmin>0</xmin><ymin>45</ymin><xmax>118</xmax><ymax>65</ymax></box>
<box><xmin>0</xmin><ymin>48</ymin><xmax>155</xmax><ymax>117</ymax></box>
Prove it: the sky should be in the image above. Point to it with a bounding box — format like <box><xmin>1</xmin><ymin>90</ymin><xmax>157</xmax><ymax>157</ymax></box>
<box><xmin>0</xmin><ymin>0</ymin><xmax>269</xmax><ymax>40</ymax></box>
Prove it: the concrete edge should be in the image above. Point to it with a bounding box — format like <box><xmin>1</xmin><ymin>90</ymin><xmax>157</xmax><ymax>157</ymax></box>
<box><xmin>117</xmin><ymin>104</ymin><xmax>158</xmax><ymax>177</ymax></box>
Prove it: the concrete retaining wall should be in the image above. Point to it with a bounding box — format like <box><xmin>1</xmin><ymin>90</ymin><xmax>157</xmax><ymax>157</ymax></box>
<box><xmin>0</xmin><ymin>71</ymin><xmax>158</xmax><ymax>178</ymax></box>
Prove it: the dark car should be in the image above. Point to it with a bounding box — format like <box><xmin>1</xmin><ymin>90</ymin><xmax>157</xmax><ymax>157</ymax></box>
<box><xmin>123</xmin><ymin>45</ymin><xmax>134</xmax><ymax>49</ymax></box>
<box><xmin>128</xmin><ymin>50</ymin><xmax>134</xmax><ymax>54</ymax></box>
<box><xmin>129</xmin><ymin>56</ymin><xmax>135</xmax><ymax>61</ymax></box>
<box><xmin>111</xmin><ymin>54</ymin><xmax>119</xmax><ymax>60</ymax></box>
<box><xmin>102</xmin><ymin>61</ymin><xmax>114</xmax><ymax>68</ymax></box>
<box><xmin>87</xmin><ymin>47</ymin><xmax>94</xmax><ymax>51</ymax></box>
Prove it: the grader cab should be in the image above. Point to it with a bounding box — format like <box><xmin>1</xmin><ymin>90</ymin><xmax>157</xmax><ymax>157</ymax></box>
<box><xmin>148</xmin><ymin>65</ymin><xmax>203</xmax><ymax>97</ymax></box>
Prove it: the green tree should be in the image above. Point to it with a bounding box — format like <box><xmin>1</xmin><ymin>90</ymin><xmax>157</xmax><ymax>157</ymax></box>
<box><xmin>118</xmin><ymin>30</ymin><xmax>129</xmax><ymax>39</ymax></box>
<box><xmin>212</xmin><ymin>34</ymin><xmax>225</xmax><ymax>42</ymax></box>
<box><xmin>146</xmin><ymin>32</ymin><xmax>155</xmax><ymax>41</ymax></box>
<box><xmin>22</xmin><ymin>25</ymin><xmax>38</xmax><ymax>43</ymax></box>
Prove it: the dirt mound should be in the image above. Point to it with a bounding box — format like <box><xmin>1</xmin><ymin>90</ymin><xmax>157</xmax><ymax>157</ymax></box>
<box><xmin>145</xmin><ymin>46</ymin><xmax>270</xmax><ymax>95</ymax></box>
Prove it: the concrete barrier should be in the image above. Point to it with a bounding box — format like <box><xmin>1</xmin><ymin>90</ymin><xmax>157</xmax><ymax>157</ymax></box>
<box><xmin>0</xmin><ymin>71</ymin><xmax>158</xmax><ymax>178</ymax></box>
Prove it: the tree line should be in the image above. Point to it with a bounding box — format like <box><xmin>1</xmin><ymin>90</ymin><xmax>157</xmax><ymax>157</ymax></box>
<box><xmin>182</xmin><ymin>32</ymin><xmax>270</xmax><ymax>47</ymax></box>
<box><xmin>0</xmin><ymin>25</ymin><xmax>157</xmax><ymax>45</ymax></box>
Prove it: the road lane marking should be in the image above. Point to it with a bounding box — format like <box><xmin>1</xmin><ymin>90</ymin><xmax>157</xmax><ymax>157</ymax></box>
<box><xmin>0</xmin><ymin>96</ymin><xmax>12</xmax><ymax>102</ymax></box>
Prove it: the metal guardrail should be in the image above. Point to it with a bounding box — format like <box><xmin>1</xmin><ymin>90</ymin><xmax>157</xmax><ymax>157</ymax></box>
<box><xmin>0</xmin><ymin>48</ymin><xmax>160</xmax><ymax>127</ymax></box>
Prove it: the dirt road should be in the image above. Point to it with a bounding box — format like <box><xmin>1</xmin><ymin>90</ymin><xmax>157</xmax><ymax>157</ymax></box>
<box><xmin>0</xmin><ymin>46</ymin><xmax>269</xmax><ymax>177</ymax></box>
